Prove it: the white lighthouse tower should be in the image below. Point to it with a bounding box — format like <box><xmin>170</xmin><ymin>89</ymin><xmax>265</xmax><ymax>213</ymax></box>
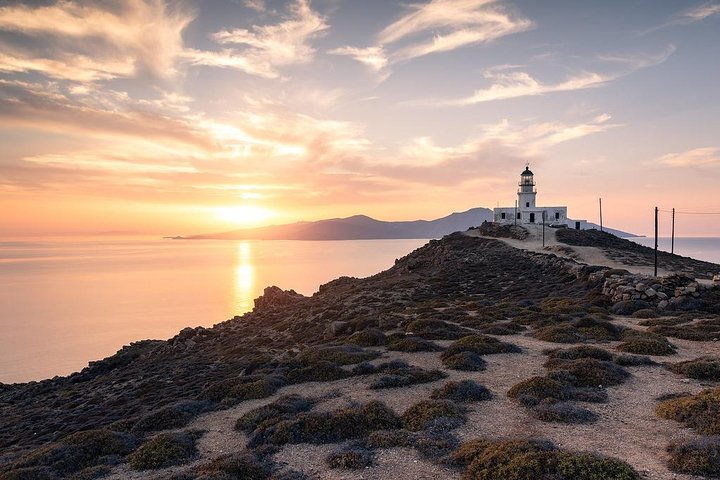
<box><xmin>518</xmin><ymin>165</ymin><xmax>536</xmax><ymax>210</ymax></box>
<box><xmin>493</xmin><ymin>164</ymin><xmax>587</xmax><ymax>229</ymax></box>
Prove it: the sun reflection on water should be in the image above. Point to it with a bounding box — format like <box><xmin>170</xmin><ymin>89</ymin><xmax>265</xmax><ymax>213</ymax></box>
<box><xmin>233</xmin><ymin>241</ymin><xmax>255</xmax><ymax>313</ymax></box>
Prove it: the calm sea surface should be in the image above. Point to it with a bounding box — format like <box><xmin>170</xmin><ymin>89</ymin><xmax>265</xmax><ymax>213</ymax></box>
<box><xmin>1</xmin><ymin>236</ymin><xmax>719</xmax><ymax>384</ymax></box>
<box><xmin>630</xmin><ymin>237</ymin><xmax>720</xmax><ymax>264</ymax></box>
<box><xmin>0</xmin><ymin>238</ymin><xmax>428</xmax><ymax>383</ymax></box>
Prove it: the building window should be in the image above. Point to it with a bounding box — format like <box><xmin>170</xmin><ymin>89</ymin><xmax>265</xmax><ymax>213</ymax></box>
<box><xmin>501</xmin><ymin>212</ymin><xmax>506</xmax><ymax>219</ymax></box>
<box><xmin>525</xmin><ymin>202</ymin><xmax>530</xmax><ymax>207</ymax></box>
<box><xmin>517</xmin><ymin>212</ymin><xmax>521</xmax><ymax>219</ymax></box>
<box><xmin>555</xmin><ymin>212</ymin><xmax>560</xmax><ymax>220</ymax></box>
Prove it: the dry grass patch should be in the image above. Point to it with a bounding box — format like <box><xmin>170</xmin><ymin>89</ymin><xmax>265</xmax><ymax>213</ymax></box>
<box><xmin>441</xmin><ymin>335</ymin><xmax>521</xmax><ymax>358</ymax></box>
<box><xmin>127</xmin><ymin>431</ymin><xmax>201</xmax><ymax>470</ymax></box>
<box><xmin>667</xmin><ymin>437</ymin><xmax>720</xmax><ymax>476</ymax></box>
<box><xmin>452</xmin><ymin>438</ymin><xmax>640</xmax><ymax>480</ymax></box>
<box><xmin>401</xmin><ymin>400</ymin><xmax>465</xmax><ymax>432</ymax></box>
<box><xmin>656</xmin><ymin>388</ymin><xmax>720</xmax><ymax>434</ymax></box>
<box><xmin>431</xmin><ymin>380</ymin><xmax>492</xmax><ymax>403</ymax></box>
<box><xmin>616</xmin><ymin>330</ymin><xmax>676</xmax><ymax>356</ymax></box>
<box><xmin>668</xmin><ymin>357</ymin><xmax>720</xmax><ymax>381</ymax></box>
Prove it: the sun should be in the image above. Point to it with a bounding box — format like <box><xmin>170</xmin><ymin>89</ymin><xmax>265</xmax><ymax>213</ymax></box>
<box><xmin>214</xmin><ymin>205</ymin><xmax>273</xmax><ymax>227</ymax></box>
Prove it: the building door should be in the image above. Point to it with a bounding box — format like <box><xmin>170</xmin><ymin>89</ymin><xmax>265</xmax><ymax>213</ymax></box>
<box><xmin>530</xmin><ymin>213</ymin><xmax>535</xmax><ymax>223</ymax></box>
<box><xmin>575</xmin><ymin>221</ymin><xmax>581</xmax><ymax>230</ymax></box>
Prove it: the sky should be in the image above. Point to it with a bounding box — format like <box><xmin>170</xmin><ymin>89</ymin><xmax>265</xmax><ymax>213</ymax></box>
<box><xmin>0</xmin><ymin>0</ymin><xmax>719</xmax><ymax>237</ymax></box>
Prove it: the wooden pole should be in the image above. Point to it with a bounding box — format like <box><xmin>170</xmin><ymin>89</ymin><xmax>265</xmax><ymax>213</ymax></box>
<box><xmin>599</xmin><ymin>198</ymin><xmax>603</xmax><ymax>232</ymax></box>
<box><xmin>542</xmin><ymin>211</ymin><xmax>546</xmax><ymax>247</ymax></box>
<box><xmin>654</xmin><ymin>206</ymin><xmax>659</xmax><ymax>277</ymax></box>
<box><xmin>514</xmin><ymin>200</ymin><xmax>517</xmax><ymax>226</ymax></box>
<box><xmin>671</xmin><ymin>208</ymin><xmax>675</xmax><ymax>254</ymax></box>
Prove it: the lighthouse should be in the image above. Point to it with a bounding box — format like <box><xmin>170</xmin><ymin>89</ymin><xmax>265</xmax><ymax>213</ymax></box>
<box><xmin>518</xmin><ymin>166</ymin><xmax>537</xmax><ymax>210</ymax></box>
<box><xmin>493</xmin><ymin>164</ymin><xmax>587</xmax><ymax>229</ymax></box>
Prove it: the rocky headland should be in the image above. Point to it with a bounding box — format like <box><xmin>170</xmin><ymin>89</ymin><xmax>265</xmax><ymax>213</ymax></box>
<box><xmin>1</xmin><ymin>227</ymin><xmax>719</xmax><ymax>480</ymax></box>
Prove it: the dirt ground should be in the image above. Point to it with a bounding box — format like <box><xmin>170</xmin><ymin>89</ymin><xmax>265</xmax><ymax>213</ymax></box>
<box><xmin>105</xmin><ymin>315</ymin><xmax>718</xmax><ymax>480</ymax></box>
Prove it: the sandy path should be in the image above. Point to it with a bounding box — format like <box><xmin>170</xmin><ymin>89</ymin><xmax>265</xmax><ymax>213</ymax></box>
<box><xmin>466</xmin><ymin>226</ymin><xmax>675</xmax><ymax>277</ymax></box>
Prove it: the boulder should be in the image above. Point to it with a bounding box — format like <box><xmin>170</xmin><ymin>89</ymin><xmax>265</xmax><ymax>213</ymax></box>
<box><xmin>611</xmin><ymin>300</ymin><xmax>652</xmax><ymax>316</ymax></box>
<box><xmin>674</xmin><ymin>296</ymin><xmax>705</xmax><ymax>312</ymax></box>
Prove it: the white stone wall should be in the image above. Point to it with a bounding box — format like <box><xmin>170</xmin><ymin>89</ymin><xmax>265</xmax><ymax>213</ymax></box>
<box><xmin>493</xmin><ymin>206</ymin><xmax>570</xmax><ymax>225</ymax></box>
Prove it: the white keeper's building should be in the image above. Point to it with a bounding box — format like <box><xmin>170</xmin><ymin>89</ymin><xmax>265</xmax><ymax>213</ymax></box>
<box><xmin>493</xmin><ymin>166</ymin><xmax>588</xmax><ymax>230</ymax></box>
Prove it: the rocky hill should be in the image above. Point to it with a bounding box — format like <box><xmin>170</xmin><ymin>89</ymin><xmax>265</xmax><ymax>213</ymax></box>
<box><xmin>1</xmin><ymin>231</ymin><xmax>719</xmax><ymax>480</ymax></box>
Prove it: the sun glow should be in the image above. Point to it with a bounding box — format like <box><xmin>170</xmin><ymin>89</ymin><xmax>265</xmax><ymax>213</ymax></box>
<box><xmin>214</xmin><ymin>205</ymin><xmax>273</xmax><ymax>226</ymax></box>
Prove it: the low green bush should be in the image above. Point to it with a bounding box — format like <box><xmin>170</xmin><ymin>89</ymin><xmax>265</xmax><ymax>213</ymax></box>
<box><xmin>441</xmin><ymin>335</ymin><xmax>520</xmax><ymax>358</ymax></box>
<box><xmin>507</xmin><ymin>376</ymin><xmax>566</xmax><ymax>407</ymax></box>
<box><xmin>132</xmin><ymin>400</ymin><xmax>212</xmax><ymax>433</ymax></box>
<box><xmin>286</xmin><ymin>361</ymin><xmax>349</xmax><ymax>383</ymax></box>
<box><xmin>431</xmin><ymin>380</ymin><xmax>491</xmax><ymax>403</ymax></box>
<box><xmin>387</xmin><ymin>336</ymin><xmax>443</xmax><ymax>352</ymax></box>
<box><xmin>250</xmin><ymin>400</ymin><xmax>400</xmax><ymax>447</ymax></box>
<box><xmin>401</xmin><ymin>400</ymin><xmax>465</xmax><ymax>432</ymax></box>
<box><xmin>127</xmin><ymin>431</ymin><xmax>200</xmax><ymax>470</ymax></box>
<box><xmin>194</xmin><ymin>452</ymin><xmax>271</xmax><ymax>480</ymax></box>
<box><xmin>365</xmin><ymin>429</ymin><xmax>414</xmax><ymax>449</ymax></box>
<box><xmin>532</xmin><ymin>401</ymin><xmax>598</xmax><ymax>424</ymax></box>
<box><xmin>616</xmin><ymin>330</ymin><xmax>676</xmax><ymax>356</ymax></box>
<box><xmin>404</xmin><ymin>319</ymin><xmax>466</xmax><ymax>340</ymax></box>
<box><xmin>632</xmin><ymin>309</ymin><xmax>658</xmax><ymax>319</ymax></box>
<box><xmin>533</xmin><ymin>317</ymin><xmax>622</xmax><ymax>344</ymax></box>
<box><xmin>200</xmin><ymin>375</ymin><xmax>286</xmax><ymax>404</ymax></box>
<box><xmin>656</xmin><ymin>388</ymin><xmax>720</xmax><ymax>434</ymax></box>
<box><xmin>476</xmin><ymin>322</ymin><xmax>525</xmax><ymax>336</ymax></box>
<box><xmin>544</xmin><ymin>358</ymin><xmax>630</xmax><ymax>387</ymax></box>
<box><xmin>235</xmin><ymin>395</ymin><xmax>313</xmax><ymax>433</ymax></box>
<box><xmin>369</xmin><ymin>361</ymin><xmax>446</xmax><ymax>389</ymax></box>
<box><xmin>413</xmin><ymin>430</ymin><xmax>459</xmax><ymax>460</ymax></box>
<box><xmin>326</xmin><ymin>444</ymin><xmax>373</xmax><ymax>469</ymax></box>
<box><xmin>546</xmin><ymin>346</ymin><xmax>614</xmax><ymax>362</ymax></box>
<box><xmin>667</xmin><ymin>437</ymin><xmax>720</xmax><ymax>476</ymax></box>
<box><xmin>452</xmin><ymin>438</ymin><xmax>640</xmax><ymax>480</ymax></box>
<box><xmin>441</xmin><ymin>352</ymin><xmax>487</xmax><ymax>371</ymax></box>
<box><xmin>649</xmin><ymin>318</ymin><xmax>720</xmax><ymax>341</ymax></box>
<box><xmin>348</xmin><ymin>328</ymin><xmax>386</xmax><ymax>346</ymax></box>
<box><xmin>668</xmin><ymin>357</ymin><xmax>720</xmax><ymax>381</ymax></box>
<box><xmin>297</xmin><ymin>346</ymin><xmax>379</xmax><ymax>365</ymax></box>
<box><xmin>6</xmin><ymin>429</ymin><xmax>138</xmax><ymax>477</ymax></box>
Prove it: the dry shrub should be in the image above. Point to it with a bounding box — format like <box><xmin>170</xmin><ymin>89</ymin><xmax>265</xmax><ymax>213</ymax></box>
<box><xmin>656</xmin><ymin>388</ymin><xmax>720</xmax><ymax>434</ymax></box>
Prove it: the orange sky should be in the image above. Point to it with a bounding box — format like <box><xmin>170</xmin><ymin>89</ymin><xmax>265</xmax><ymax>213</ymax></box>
<box><xmin>1</xmin><ymin>0</ymin><xmax>719</xmax><ymax>238</ymax></box>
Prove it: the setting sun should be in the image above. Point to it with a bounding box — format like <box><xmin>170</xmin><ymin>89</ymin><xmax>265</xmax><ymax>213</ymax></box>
<box><xmin>213</xmin><ymin>205</ymin><xmax>274</xmax><ymax>227</ymax></box>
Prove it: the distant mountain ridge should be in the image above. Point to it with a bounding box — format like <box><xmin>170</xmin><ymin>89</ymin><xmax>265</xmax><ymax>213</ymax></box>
<box><xmin>174</xmin><ymin>207</ymin><xmax>637</xmax><ymax>240</ymax></box>
<box><xmin>179</xmin><ymin>207</ymin><xmax>494</xmax><ymax>240</ymax></box>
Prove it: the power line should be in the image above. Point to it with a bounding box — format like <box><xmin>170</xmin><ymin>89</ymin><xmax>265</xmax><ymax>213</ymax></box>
<box><xmin>658</xmin><ymin>209</ymin><xmax>720</xmax><ymax>215</ymax></box>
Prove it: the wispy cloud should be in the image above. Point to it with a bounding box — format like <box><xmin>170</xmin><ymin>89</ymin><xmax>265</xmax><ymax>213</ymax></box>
<box><xmin>327</xmin><ymin>46</ymin><xmax>388</xmax><ymax>72</ymax></box>
<box><xmin>656</xmin><ymin>147</ymin><xmax>720</xmax><ymax>168</ymax></box>
<box><xmin>243</xmin><ymin>0</ymin><xmax>266</xmax><ymax>13</ymax></box>
<box><xmin>0</xmin><ymin>80</ymin><xmax>214</xmax><ymax>149</ymax></box>
<box><xmin>0</xmin><ymin>0</ymin><xmax>193</xmax><ymax>80</ymax></box>
<box><xmin>641</xmin><ymin>2</ymin><xmax>720</xmax><ymax>34</ymax></box>
<box><xmin>378</xmin><ymin>0</ymin><xmax>532</xmax><ymax>60</ymax></box>
<box><xmin>420</xmin><ymin>45</ymin><xmax>675</xmax><ymax>106</ymax></box>
<box><xmin>681</xmin><ymin>2</ymin><xmax>720</xmax><ymax>21</ymax></box>
<box><xmin>450</xmin><ymin>71</ymin><xmax>608</xmax><ymax>106</ymax></box>
<box><xmin>188</xmin><ymin>0</ymin><xmax>328</xmax><ymax>79</ymax></box>
<box><xmin>329</xmin><ymin>0</ymin><xmax>531</xmax><ymax>78</ymax></box>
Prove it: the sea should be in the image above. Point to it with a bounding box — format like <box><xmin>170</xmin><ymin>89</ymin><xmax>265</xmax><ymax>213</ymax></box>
<box><xmin>0</xmin><ymin>238</ymin><xmax>428</xmax><ymax>383</ymax></box>
<box><xmin>1</xmin><ymin>236</ymin><xmax>718</xmax><ymax>384</ymax></box>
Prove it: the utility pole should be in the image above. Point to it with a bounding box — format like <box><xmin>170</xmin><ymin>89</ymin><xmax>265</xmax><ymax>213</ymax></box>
<box><xmin>542</xmin><ymin>210</ymin><xmax>546</xmax><ymax>247</ymax></box>
<box><xmin>599</xmin><ymin>198</ymin><xmax>603</xmax><ymax>233</ymax></box>
<box><xmin>671</xmin><ymin>208</ymin><xmax>675</xmax><ymax>254</ymax></box>
<box><xmin>514</xmin><ymin>200</ymin><xmax>517</xmax><ymax>226</ymax></box>
<box><xmin>654</xmin><ymin>206</ymin><xmax>659</xmax><ymax>277</ymax></box>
